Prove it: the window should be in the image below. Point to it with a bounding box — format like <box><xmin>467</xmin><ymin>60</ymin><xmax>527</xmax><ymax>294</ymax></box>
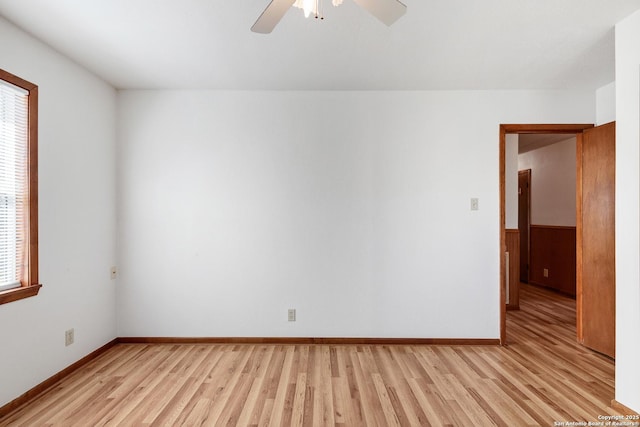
<box><xmin>0</xmin><ymin>69</ymin><xmax>40</xmax><ymax>305</ymax></box>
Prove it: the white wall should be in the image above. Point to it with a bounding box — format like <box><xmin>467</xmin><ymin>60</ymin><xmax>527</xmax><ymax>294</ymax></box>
<box><xmin>596</xmin><ymin>81</ymin><xmax>616</xmax><ymax>125</ymax></box>
<box><xmin>505</xmin><ymin>134</ymin><xmax>519</xmax><ymax>229</ymax></box>
<box><xmin>0</xmin><ymin>17</ymin><xmax>117</xmax><ymax>407</ymax></box>
<box><xmin>518</xmin><ymin>138</ymin><xmax>577</xmax><ymax>226</ymax></box>
<box><xmin>0</xmin><ymin>3</ymin><xmax>637</xmax><ymax>414</ymax></box>
<box><xmin>117</xmin><ymin>90</ymin><xmax>594</xmax><ymax>339</ymax></box>
<box><xmin>615</xmin><ymin>9</ymin><xmax>640</xmax><ymax>413</ymax></box>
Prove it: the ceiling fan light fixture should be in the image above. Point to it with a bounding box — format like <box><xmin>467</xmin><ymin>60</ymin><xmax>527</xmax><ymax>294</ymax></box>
<box><xmin>293</xmin><ymin>0</ymin><xmax>315</xmax><ymax>18</ymax></box>
<box><xmin>292</xmin><ymin>0</ymin><xmax>343</xmax><ymax>19</ymax></box>
<box><xmin>251</xmin><ymin>0</ymin><xmax>406</xmax><ymax>34</ymax></box>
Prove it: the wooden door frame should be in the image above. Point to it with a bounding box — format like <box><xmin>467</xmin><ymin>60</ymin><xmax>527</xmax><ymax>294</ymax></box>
<box><xmin>499</xmin><ymin>124</ymin><xmax>593</xmax><ymax>344</ymax></box>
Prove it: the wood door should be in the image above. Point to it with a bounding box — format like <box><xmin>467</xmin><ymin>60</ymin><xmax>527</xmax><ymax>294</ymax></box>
<box><xmin>578</xmin><ymin>122</ymin><xmax>615</xmax><ymax>358</ymax></box>
<box><xmin>518</xmin><ymin>170</ymin><xmax>531</xmax><ymax>283</ymax></box>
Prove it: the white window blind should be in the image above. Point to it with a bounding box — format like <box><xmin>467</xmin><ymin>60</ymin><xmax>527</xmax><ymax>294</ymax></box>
<box><xmin>0</xmin><ymin>80</ymin><xmax>28</xmax><ymax>292</ymax></box>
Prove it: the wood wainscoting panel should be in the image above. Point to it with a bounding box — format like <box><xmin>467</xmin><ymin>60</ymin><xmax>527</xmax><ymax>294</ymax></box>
<box><xmin>505</xmin><ymin>229</ymin><xmax>520</xmax><ymax>310</ymax></box>
<box><xmin>529</xmin><ymin>225</ymin><xmax>576</xmax><ymax>296</ymax></box>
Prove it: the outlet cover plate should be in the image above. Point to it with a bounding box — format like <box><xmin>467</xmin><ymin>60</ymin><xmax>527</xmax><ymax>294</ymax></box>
<box><xmin>65</xmin><ymin>328</ymin><xmax>74</xmax><ymax>346</ymax></box>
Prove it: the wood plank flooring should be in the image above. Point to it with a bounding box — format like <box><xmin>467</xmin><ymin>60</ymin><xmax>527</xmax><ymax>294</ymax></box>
<box><xmin>0</xmin><ymin>284</ymin><xmax>620</xmax><ymax>426</ymax></box>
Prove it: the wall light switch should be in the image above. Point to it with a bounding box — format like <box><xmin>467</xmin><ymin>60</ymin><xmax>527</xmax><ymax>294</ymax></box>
<box><xmin>288</xmin><ymin>309</ymin><xmax>296</xmax><ymax>322</ymax></box>
<box><xmin>471</xmin><ymin>198</ymin><xmax>479</xmax><ymax>211</ymax></box>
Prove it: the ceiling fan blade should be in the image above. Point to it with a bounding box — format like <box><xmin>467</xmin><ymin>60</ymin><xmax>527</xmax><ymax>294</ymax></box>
<box><xmin>251</xmin><ymin>0</ymin><xmax>296</xmax><ymax>34</ymax></box>
<box><xmin>351</xmin><ymin>0</ymin><xmax>407</xmax><ymax>26</ymax></box>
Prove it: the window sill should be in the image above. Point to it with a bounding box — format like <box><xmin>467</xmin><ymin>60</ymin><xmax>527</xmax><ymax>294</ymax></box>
<box><xmin>0</xmin><ymin>284</ymin><xmax>42</xmax><ymax>305</ymax></box>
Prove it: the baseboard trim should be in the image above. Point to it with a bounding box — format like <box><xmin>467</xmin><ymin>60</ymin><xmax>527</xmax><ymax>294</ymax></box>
<box><xmin>612</xmin><ymin>400</ymin><xmax>640</xmax><ymax>416</ymax></box>
<box><xmin>0</xmin><ymin>338</ymin><xmax>118</xmax><ymax>419</ymax></box>
<box><xmin>117</xmin><ymin>337</ymin><xmax>501</xmax><ymax>346</ymax></box>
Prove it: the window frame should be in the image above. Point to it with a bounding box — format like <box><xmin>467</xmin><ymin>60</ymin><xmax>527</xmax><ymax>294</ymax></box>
<box><xmin>0</xmin><ymin>68</ymin><xmax>40</xmax><ymax>305</ymax></box>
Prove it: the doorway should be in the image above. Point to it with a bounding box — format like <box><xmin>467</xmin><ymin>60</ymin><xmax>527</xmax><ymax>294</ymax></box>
<box><xmin>499</xmin><ymin>124</ymin><xmax>592</xmax><ymax>345</ymax></box>
<box><xmin>500</xmin><ymin>123</ymin><xmax>615</xmax><ymax>356</ymax></box>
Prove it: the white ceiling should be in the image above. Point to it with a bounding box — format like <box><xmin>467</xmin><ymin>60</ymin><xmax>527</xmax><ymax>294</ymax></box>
<box><xmin>1</xmin><ymin>0</ymin><xmax>639</xmax><ymax>90</ymax></box>
<box><xmin>518</xmin><ymin>134</ymin><xmax>575</xmax><ymax>154</ymax></box>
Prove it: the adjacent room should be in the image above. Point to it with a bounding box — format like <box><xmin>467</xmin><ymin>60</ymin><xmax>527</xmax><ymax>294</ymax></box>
<box><xmin>1</xmin><ymin>0</ymin><xmax>639</xmax><ymax>424</ymax></box>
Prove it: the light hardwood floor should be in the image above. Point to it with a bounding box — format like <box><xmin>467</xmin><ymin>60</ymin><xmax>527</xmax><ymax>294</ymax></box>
<box><xmin>0</xmin><ymin>284</ymin><xmax>620</xmax><ymax>426</ymax></box>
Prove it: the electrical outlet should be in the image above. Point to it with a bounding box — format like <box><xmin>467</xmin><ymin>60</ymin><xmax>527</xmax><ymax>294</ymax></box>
<box><xmin>543</xmin><ymin>268</ymin><xmax>549</xmax><ymax>278</ymax></box>
<box><xmin>65</xmin><ymin>328</ymin><xmax>74</xmax><ymax>346</ymax></box>
<box><xmin>110</xmin><ymin>266</ymin><xmax>117</xmax><ymax>280</ymax></box>
<box><xmin>288</xmin><ymin>309</ymin><xmax>296</xmax><ymax>322</ymax></box>
<box><xmin>470</xmin><ymin>198</ymin><xmax>479</xmax><ymax>211</ymax></box>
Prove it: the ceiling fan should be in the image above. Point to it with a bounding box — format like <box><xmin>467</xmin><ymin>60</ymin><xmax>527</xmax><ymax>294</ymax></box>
<box><xmin>251</xmin><ymin>0</ymin><xmax>407</xmax><ymax>34</ymax></box>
